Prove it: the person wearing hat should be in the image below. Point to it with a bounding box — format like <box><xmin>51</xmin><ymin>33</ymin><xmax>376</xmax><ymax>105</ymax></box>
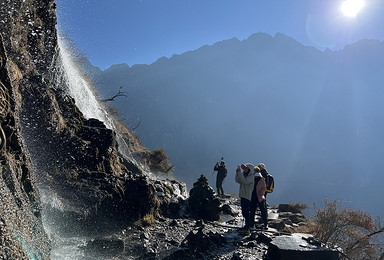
<box><xmin>213</xmin><ymin>161</ymin><xmax>227</xmax><ymax>197</ymax></box>
<box><xmin>235</xmin><ymin>163</ymin><xmax>255</xmax><ymax>230</ymax></box>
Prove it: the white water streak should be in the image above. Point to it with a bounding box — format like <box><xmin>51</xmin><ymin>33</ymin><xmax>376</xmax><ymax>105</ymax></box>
<box><xmin>57</xmin><ymin>37</ymin><xmax>113</xmax><ymax>129</ymax></box>
<box><xmin>57</xmin><ymin>36</ymin><xmax>144</xmax><ymax>171</ymax></box>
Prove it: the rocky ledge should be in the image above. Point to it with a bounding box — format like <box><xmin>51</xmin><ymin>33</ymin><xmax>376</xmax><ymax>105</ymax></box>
<box><xmin>74</xmin><ymin>175</ymin><xmax>340</xmax><ymax>260</ymax></box>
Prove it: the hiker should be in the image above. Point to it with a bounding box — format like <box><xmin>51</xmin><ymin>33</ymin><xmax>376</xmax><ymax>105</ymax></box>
<box><xmin>213</xmin><ymin>161</ymin><xmax>227</xmax><ymax>196</ymax></box>
<box><xmin>235</xmin><ymin>163</ymin><xmax>255</xmax><ymax>230</ymax></box>
<box><xmin>258</xmin><ymin>163</ymin><xmax>268</xmax><ymax>179</ymax></box>
<box><xmin>258</xmin><ymin>163</ymin><xmax>274</xmax><ymax>198</ymax></box>
<box><xmin>250</xmin><ymin>166</ymin><xmax>268</xmax><ymax>229</ymax></box>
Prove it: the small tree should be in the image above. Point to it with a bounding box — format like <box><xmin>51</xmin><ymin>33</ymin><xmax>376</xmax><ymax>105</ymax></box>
<box><xmin>312</xmin><ymin>200</ymin><xmax>384</xmax><ymax>260</ymax></box>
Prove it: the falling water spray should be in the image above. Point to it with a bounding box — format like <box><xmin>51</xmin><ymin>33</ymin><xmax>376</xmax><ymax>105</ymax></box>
<box><xmin>57</xmin><ymin>37</ymin><xmax>113</xmax><ymax>128</ymax></box>
<box><xmin>56</xmin><ymin>36</ymin><xmax>137</xmax><ymax>165</ymax></box>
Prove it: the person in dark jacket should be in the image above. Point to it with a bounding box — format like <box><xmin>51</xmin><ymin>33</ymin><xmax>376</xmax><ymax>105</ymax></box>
<box><xmin>214</xmin><ymin>161</ymin><xmax>227</xmax><ymax>196</ymax></box>
<box><xmin>258</xmin><ymin>163</ymin><xmax>268</xmax><ymax>178</ymax></box>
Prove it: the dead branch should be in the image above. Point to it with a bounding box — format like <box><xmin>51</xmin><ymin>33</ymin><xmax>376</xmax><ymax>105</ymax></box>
<box><xmin>132</xmin><ymin>118</ymin><xmax>141</xmax><ymax>130</ymax></box>
<box><xmin>100</xmin><ymin>86</ymin><xmax>127</xmax><ymax>102</ymax></box>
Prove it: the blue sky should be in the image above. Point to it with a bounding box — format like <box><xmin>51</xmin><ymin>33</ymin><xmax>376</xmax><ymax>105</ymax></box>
<box><xmin>56</xmin><ymin>0</ymin><xmax>384</xmax><ymax>70</ymax></box>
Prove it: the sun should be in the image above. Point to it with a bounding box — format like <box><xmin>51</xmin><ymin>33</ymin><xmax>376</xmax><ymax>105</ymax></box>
<box><xmin>341</xmin><ymin>0</ymin><xmax>365</xmax><ymax>17</ymax></box>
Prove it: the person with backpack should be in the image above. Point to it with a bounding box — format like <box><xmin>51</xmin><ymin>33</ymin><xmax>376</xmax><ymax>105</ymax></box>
<box><xmin>235</xmin><ymin>163</ymin><xmax>255</xmax><ymax>230</ymax></box>
<box><xmin>258</xmin><ymin>163</ymin><xmax>274</xmax><ymax>197</ymax></box>
<box><xmin>250</xmin><ymin>166</ymin><xmax>268</xmax><ymax>229</ymax></box>
<box><xmin>213</xmin><ymin>161</ymin><xmax>227</xmax><ymax>197</ymax></box>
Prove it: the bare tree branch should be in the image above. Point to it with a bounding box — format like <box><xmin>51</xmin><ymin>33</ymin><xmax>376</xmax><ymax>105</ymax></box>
<box><xmin>131</xmin><ymin>118</ymin><xmax>141</xmax><ymax>130</ymax></box>
<box><xmin>99</xmin><ymin>86</ymin><xmax>127</xmax><ymax>102</ymax></box>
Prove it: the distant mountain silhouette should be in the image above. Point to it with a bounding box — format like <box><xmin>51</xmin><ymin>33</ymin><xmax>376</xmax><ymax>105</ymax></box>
<box><xmin>85</xmin><ymin>32</ymin><xmax>384</xmax><ymax>217</ymax></box>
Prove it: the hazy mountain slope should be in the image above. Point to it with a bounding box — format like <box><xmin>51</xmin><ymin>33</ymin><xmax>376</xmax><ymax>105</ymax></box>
<box><xmin>89</xmin><ymin>33</ymin><xmax>384</xmax><ymax>217</ymax></box>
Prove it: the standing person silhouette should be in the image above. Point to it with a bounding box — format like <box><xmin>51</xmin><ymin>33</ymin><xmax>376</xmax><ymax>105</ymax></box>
<box><xmin>250</xmin><ymin>166</ymin><xmax>268</xmax><ymax>229</ymax></box>
<box><xmin>213</xmin><ymin>160</ymin><xmax>227</xmax><ymax>197</ymax></box>
<box><xmin>235</xmin><ymin>163</ymin><xmax>255</xmax><ymax>230</ymax></box>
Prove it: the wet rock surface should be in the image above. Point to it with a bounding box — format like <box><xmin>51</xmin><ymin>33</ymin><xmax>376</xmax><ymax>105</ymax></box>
<box><xmin>0</xmin><ymin>0</ymin><xmax>55</xmax><ymax>258</ymax></box>
<box><xmin>70</xmin><ymin>195</ymin><xmax>339</xmax><ymax>260</ymax></box>
<box><xmin>0</xmin><ymin>0</ymin><xmax>182</xmax><ymax>258</ymax></box>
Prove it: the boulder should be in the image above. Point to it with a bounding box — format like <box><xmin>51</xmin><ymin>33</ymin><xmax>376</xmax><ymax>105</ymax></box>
<box><xmin>181</xmin><ymin>227</ymin><xmax>225</xmax><ymax>253</ymax></box>
<box><xmin>267</xmin><ymin>233</ymin><xmax>340</xmax><ymax>260</ymax></box>
<box><xmin>268</xmin><ymin>219</ymin><xmax>286</xmax><ymax>231</ymax></box>
<box><xmin>278</xmin><ymin>203</ymin><xmax>306</xmax><ymax>214</ymax></box>
<box><xmin>221</xmin><ymin>204</ymin><xmax>237</xmax><ymax>217</ymax></box>
<box><xmin>181</xmin><ymin>228</ymin><xmax>212</xmax><ymax>252</ymax></box>
<box><xmin>279</xmin><ymin>212</ymin><xmax>306</xmax><ymax>224</ymax></box>
<box><xmin>155</xmin><ymin>179</ymin><xmax>188</xmax><ymax>218</ymax></box>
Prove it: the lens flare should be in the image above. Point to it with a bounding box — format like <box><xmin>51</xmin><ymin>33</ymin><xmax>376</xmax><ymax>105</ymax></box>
<box><xmin>341</xmin><ymin>0</ymin><xmax>365</xmax><ymax>17</ymax></box>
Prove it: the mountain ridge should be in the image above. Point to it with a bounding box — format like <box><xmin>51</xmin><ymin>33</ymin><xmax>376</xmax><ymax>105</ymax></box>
<box><xmin>88</xmin><ymin>32</ymin><xmax>375</xmax><ymax>73</ymax></box>
<box><xmin>88</xmin><ymin>32</ymin><xmax>384</xmax><ymax>219</ymax></box>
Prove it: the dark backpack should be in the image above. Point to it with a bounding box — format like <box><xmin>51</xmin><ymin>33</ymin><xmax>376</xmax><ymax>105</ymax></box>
<box><xmin>265</xmin><ymin>174</ymin><xmax>274</xmax><ymax>193</ymax></box>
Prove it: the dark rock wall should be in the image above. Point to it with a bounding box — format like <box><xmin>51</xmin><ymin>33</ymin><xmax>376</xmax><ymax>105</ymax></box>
<box><xmin>0</xmin><ymin>0</ymin><xmax>136</xmax><ymax>229</ymax></box>
<box><xmin>0</xmin><ymin>0</ymin><xmax>55</xmax><ymax>258</ymax></box>
<box><xmin>0</xmin><ymin>1</ymin><xmax>185</xmax><ymax>256</ymax></box>
<box><xmin>0</xmin><ymin>0</ymin><xmax>126</xmax><ymax>257</ymax></box>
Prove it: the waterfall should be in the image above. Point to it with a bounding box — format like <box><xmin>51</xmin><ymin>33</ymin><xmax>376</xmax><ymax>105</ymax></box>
<box><xmin>56</xmin><ymin>36</ymin><xmax>139</xmax><ymax>167</ymax></box>
<box><xmin>40</xmin><ymin>36</ymin><xmax>158</xmax><ymax>260</ymax></box>
<box><xmin>57</xmin><ymin>36</ymin><xmax>114</xmax><ymax>129</ymax></box>
<box><xmin>41</xmin><ymin>37</ymin><xmax>139</xmax><ymax>260</ymax></box>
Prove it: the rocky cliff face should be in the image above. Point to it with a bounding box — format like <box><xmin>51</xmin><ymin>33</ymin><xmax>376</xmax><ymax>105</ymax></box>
<box><xmin>0</xmin><ymin>0</ymin><xmax>56</xmax><ymax>258</ymax></box>
<box><xmin>0</xmin><ymin>1</ymin><xmax>184</xmax><ymax>258</ymax></box>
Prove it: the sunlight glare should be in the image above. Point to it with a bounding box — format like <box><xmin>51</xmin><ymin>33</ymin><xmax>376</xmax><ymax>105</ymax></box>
<box><xmin>341</xmin><ymin>0</ymin><xmax>365</xmax><ymax>17</ymax></box>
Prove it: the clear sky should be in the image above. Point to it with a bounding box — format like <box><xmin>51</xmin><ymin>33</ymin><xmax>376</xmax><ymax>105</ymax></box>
<box><xmin>56</xmin><ymin>0</ymin><xmax>384</xmax><ymax>70</ymax></box>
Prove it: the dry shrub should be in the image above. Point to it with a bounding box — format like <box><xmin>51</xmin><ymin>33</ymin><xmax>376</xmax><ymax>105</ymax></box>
<box><xmin>312</xmin><ymin>200</ymin><xmax>384</xmax><ymax>260</ymax></box>
<box><xmin>148</xmin><ymin>149</ymin><xmax>174</xmax><ymax>174</ymax></box>
<box><xmin>295</xmin><ymin>220</ymin><xmax>317</xmax><ymax>234</ymax></box>
<box><xmin>150</xmin><ymin>149</ymin><xmax>168</xmax><ymax>164</ymax></box>
<box><xmin>134</xmin><ymin>213</ymin><xmax>155</xmax><ymax>227</ymax></box>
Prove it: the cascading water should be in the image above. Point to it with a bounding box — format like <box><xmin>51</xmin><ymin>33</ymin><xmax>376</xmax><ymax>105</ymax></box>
<box><xmin>41</xmin><ymin>36</ymin><xmax>144</xmax><ymax>260</ymax></box>
<box><xmin>57</xmin><ymin>37</ymin><xmax>114</xmax><ymax>129</ymax></box>
<box><xmin>57</xmin><ymin>36</ymin><xmax>137</xmax><ymax>167</ymax></box>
